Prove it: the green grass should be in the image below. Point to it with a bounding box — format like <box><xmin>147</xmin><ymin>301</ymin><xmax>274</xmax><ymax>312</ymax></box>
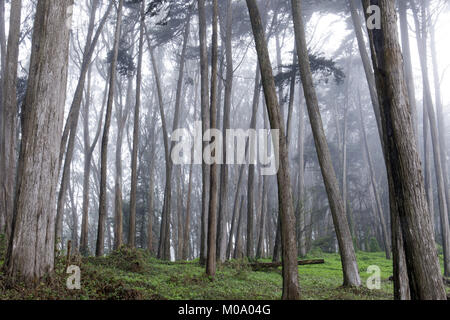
<box><xmin>0</xmin><ymin>238</ymin><xmax>448</xmax><ymax>300</ymax></box>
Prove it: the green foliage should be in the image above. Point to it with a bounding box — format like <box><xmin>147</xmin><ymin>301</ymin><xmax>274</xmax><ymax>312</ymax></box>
<box><xmin>1</xmin><ymin>249</ymin><xmax>449</xmax><ymax>300</ymax></box>
<box><xmin>368</xmin><ymin>237</ymin><xmax>382</xmax><ymax>253</ymax></box>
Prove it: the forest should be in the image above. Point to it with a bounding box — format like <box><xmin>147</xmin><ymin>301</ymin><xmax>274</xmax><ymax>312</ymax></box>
<box><xmin>0</xmin><ymin>0</ymin><xmax>449</xmax><ymax>301</ymax></box>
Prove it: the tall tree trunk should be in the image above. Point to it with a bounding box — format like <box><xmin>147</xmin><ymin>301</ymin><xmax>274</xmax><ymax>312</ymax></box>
<box><xmin>80</xmin><ymin>66</ymin><xmax>105</xmax><ymax>256</ymax></box>
<box><xmin>246</xmin><ymin>0</ymin><xmax>300</xmax><ymax>299</ymax></box>
<box><xmin>4</xmin><ymin>0</ymin><xmax>72</xmax><ymax>284</ymax></box>
<box><xmin>56</xmin><ymin>1</ymin><xmax>112</xmax><ymax>243</ymax></box>
<box><xmin>364</xmin><ymin>0</ymin><xmax>446</xmax><ymax>299</ymax></box>
<box><xmin>129</xmin><ymin>0</ymin><xmax>145</xmax><ymax>249</ymax></box>
<box><xmin>96</xmin><ymin>0</ymin><xmax>124</xmax><ymax>257</ymax></box>
<box><xmin>206</xmin><ymin>0</ymin><xmax>219</xmax><ymax>278</ymax></box>
<box><xmin>292</xmin><ymin>0</ymin><xmax>361</xmax><ymax>287</ymax></box>
<box><xmin>198</xmin><ymin>0</ymin><xmax>210</xmax><ymax>266</ymax></box>
<box><xmin>352</xmin><ymin>0</ymin><xmax>409</xmax><ymax>298</ymax></box>
<box><xmin>297</xmin><ymin>88</ymin><xmax>306</xmax><ymax>257</ymax></box>
<box><xmin>398</xmin><ymin>0</ymin><xmax>419</xmax><ymax>145</ymax></box>
<box><xmin>357</xmin><ymin>90</ymin><xmax>391</xmax><ymax>259</ymax></box>
<box><xmin>411</xmin><ymin>1</ymin><xmax>450</xmax><ymax>277</ymax></box>
<box><xmin>216</xmin><ymin>0</ymin><xmax>233</xmax><ymax>263</ymax></box>
<box><xmin>1</xmin><ymin>0</ymin><xmax>21</xmax><ymax>242</ymax></box>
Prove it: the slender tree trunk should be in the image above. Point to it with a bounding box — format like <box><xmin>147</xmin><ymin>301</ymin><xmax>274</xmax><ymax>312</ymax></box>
<box><xmin>4</xmin><ymin>0</ymin><xmax>72</xmax><ymax>285</ymax></box>
<box><xmin>198</xmin><ymin>0</ymin><xmax>210</xmax><ymax>266</ymax></box>
<box><xmin>80</xmin><ymin>66</ymin><xmax>105</xmax><ymax>255</ymax></box>
<box><xmin>129</xmin><ymin>0</ymin><xmax>145</xmax><ymax>249</ymax></box>
<box><xmin>96</xmin><ymin>0</ymin><xmax>124</xmax><ymax>257</ymax></box>
<box><xmin>216</xmin><ymin>0</ymin><xmax>233</xmax><ymax>263</ymax></box>
<box><xmin>292</xmin><ymin>0</ymin><xmax>361</xmax><ymax>287</ymax></box>
<box><xmin>357</xmin><ymin>90</ymin><xmax>391</xmax><ymax>259</ymax></box>
<box><xmin>56</xmin><ymin>1</ymin><xmax>112</xmax><ymax>243</ymax></box>
<box><xmin>411</xmin><ymin>2</ymin><xmax>450</xmax><ymax>277</ymax></box>
<box><xmin>246</xmin><ymin>0</ymin><xmax>300</xmax><ymax>299</ymax></box>
<box><xmin>1</xmin><ymin>0</ymin><xmax>21</xmax><ymax>242</ymax></box>
<box><xmin>364</xmin><ymin>0</ymin><xmax>446</xmax><ymax>299</ymax></box>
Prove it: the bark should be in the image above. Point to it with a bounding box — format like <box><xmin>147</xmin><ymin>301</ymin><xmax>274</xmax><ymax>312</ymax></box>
<box><xmin>292</xmin><ymin>0</ymin><xmax>361</xmax><ymax>287</ymax></box>
<box><xmin>206</xmin><ymin>0</ymin><xmax>219</xmax><ymax>278</ymax></box>
<box><xmin>246</xmin><ymin>0</ymin><xmax>300</xmax><ymax>299</ymax></box>
<box><xmin>1</xmin><ymin>0</ymin><xmax>22</xmax><ymax>242</ymax></box>
<box><xmin>297</xmin><ymin>87</ymin><xmax>306</xmax><ymax>257</ymax></box>
<box><xmin>176</xmin><ymin>167</ymin><xmax>184</xmax><ymax>260</ymax></box>
<box><xmin>234</xmin><ymin>196</ymin><xmax>245</xmax><ymax>259</ymax></box>
<box><xmin>96</xmin><ymin>0</ymin><xmax>124</xmax><ymax>257</ymax></box>
<box><xmin>364</xmin><ymin>0</ymin><xmax>446</xmax><ymax>299</ymax></box>
<box><xmin>4</xmin><ymin>0</ymin><xmax>72</xmax><ymax>284</ymax></box>
<box><xmin>129</xmin><ymin>0</ymin><xmax>145</xmax><ymax>249</ymax></box>
<box><xmin>198</xmin><ymin>0</ymin><xmax>210</xmax><ymax>266</ymax></box>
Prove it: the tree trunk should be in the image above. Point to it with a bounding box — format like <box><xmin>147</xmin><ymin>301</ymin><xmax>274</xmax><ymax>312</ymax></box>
<box><xmin>1</xmin><ymin>0</ymin><xmax>21</xmax><ymax>242</ymax></box>
<box><xmin>129</xmin><ymin>0</ymin><xmax>145</xmax><ymax>249</ymax></box>
<box><xmin>216</xmin><ymin>0</ymin><xmax>233</xmax><ymax>264</ymax></box>
<box><xmin>4</xmin><ymin>0</ymin><xmax>72</xmax><ymax>285</ymax></box>
<box><xmin>56</xmin><ymin>1</ymin><xmax>112</xmax><ymax>243</ymax></box>
<box><xmin>246</xmin><ymin>0</ymin><xmax>300</xmax><ymax>299</ymax></box>
<box><xmin>364</xmin><ymin>0</ymin><xmax>446</xmax><ymax>299</ymax></box>
<box><xmin>198</xmin><ymin>0</ymin><xmax>210</xmax><ymax>266</ymax></box>
<box><xmin>96</xmin><ymin>0</ymin><xmax>124</xmax><ymax>257</ymax></box>
<box><xmin>411</xmin><ymin>2</ymin><xmax>450</xmax><ymax>277</ymax></box>
<box><xmin>292</xmin><ymin>0</ymin><xmax>361</xmax><ymax>287</ymax></box>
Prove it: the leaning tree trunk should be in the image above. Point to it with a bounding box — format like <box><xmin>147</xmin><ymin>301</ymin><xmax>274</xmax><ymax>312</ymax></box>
<box><xmin>4</xmin><ymin>0</ymin><xmax>72</xmax><ymax>285</ymax></box>
<box><xmin>1</xmin><ymin>0</ymin><xmax>21</xmax><ymax>242</ymax></box>
<box><xmin>363</xmin><ymin>0</ymin><xmax>446</xmax><ymax>299</ymax></box>
<box><xmin>246</xmin><ymin>0</ymin><xmax>300</xmax><ymax>300</ymax></box>
<box><xmin>292</xmin><ymin>0</ymin><xmax>361</xmax><ymax>287</ymax></box>
<box><xmin>96</xmin><ymin>0</ymin><xmax>124</xmax><ymax>257</ymax></box>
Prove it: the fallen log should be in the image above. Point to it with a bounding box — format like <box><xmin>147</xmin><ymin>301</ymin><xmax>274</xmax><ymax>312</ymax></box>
<box><xmin>250</xmin><ymin>259</ymin><xmax>325</xmax><ymax>271</ymax></box>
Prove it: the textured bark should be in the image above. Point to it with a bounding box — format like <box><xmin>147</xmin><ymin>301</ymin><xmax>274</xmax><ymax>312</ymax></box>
<box><xmin>246</xmin><ymin>0</ymin><xmax>300</xmax><ymax>299</ymax></box>
<box><xmin>129</xmin><ymin>0</ymin><xmax>145</xmax><ymax>249</ymax></box>
<box><xmin>297</xmin><ymin>88</ymin><xmax>306</xmax><ymax>257</ymax></box>
<box><xmin>234</xmin><ymin>196</ymin><xmax>245</xmax><ymax>259</ymax></box>
<box><xmin>206</xmin><ymin>0</ymin><xmax>219</xmax><ymax>278</ymax></box>
<box><xmin>1</xmin><ymin>0</ymin><xmax>21</xmax><ymax>242</ymax></box>
<box><xmin>292</xmin><ymin>0</ymin><xmax>361</xmax><ymax>287</ymax></box>
<box><xmin>4</xmin><ymin>0</ymin><xmax>72</xmax><ymax>284</ymax></box>
<box><xmin>198</xmin><ymin>0</ymin><xmax>210</xmax><ymax>266</ymax></box>
<box><xmin>96</xmin><ymin>0</ymin><xmax>124</xmax><ymax>257</ymax></box>
<box><xmin>364</xmin><ymin>0</ymin><xmax>446</xmax><ymax>299</ymax></box>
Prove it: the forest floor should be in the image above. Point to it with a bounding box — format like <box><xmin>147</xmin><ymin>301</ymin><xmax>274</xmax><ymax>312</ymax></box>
<box><xmin>0</xmin><ymin>234</ymin><xmax>449</xmax><ymax>300</ymax></box>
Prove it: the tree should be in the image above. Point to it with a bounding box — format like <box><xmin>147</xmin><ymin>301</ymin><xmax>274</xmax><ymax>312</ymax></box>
<box><xmin>363</xmin><ymin>0</ymin><xmax>446</xmax><ymax>300</ymax></box>
<box><xmin>129</xmin><ymin>0</ymin><xmax>146</xmax><ymax>249</ymax></box>
<box><xmin>246</xmin><ymin>0</ymin><xmax>300</xmax><ymax>300</ymax></box>
<box><xmin>206</xmin><ymin>0</ymin><xmax>219</xmax><ymax>278</ymax></box>
<box><xmin>1</xmin><ymin>0</ymin><xmax>22</xmax><ymax>242</ymax></box>
<box><xmin>96</xmin><ymin>0</ymin><xmax>124</xmax><ymax>257</ymax></box>
<box><xmin>3</xmin><ymin>0</ymin><xmax>73</xmax><ymax>285</ymax></box>
<box><xmin>291</xmin><ymin>0</ymin><xmax>361</xmax><ymax>287</ymax></box>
